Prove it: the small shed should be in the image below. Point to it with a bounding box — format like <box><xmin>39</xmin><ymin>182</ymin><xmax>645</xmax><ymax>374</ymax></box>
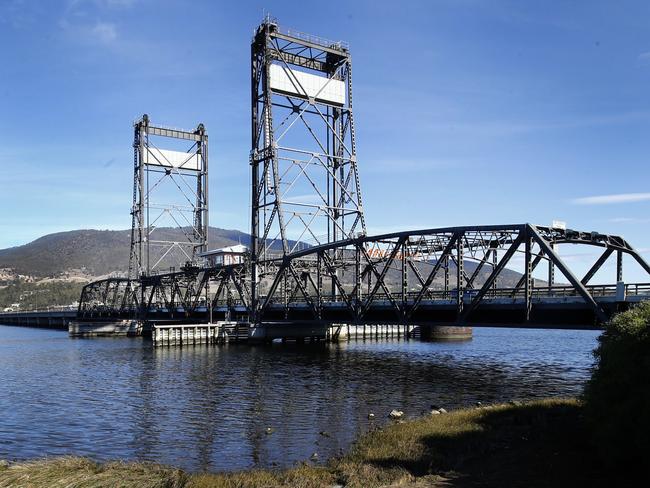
<box><xmin>200</xmin><ymin>244</ymin><xmax>248</xmax><ymax>267</ymax></box>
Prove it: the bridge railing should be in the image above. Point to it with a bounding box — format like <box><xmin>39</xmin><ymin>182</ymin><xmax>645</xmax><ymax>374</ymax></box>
<box><xmin>254</xmin><ymin>283</ymin><xmax>650</xmax><ymax>306</ymax></box>
<box><xmin>624</xmin><ymin>283</ymin><xmax>650</xmax><ymax>296</ymax></box>
<box><xmin>0</xmin><ymin>305</ymin><xmax>79</xmax><ymax>314</ymax></box>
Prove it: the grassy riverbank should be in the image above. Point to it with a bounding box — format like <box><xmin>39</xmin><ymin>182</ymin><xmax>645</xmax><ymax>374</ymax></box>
<box><xmin>0</xmin><ymin>397</ymin><xmax>625</xmax><ymax>488</ymax></box>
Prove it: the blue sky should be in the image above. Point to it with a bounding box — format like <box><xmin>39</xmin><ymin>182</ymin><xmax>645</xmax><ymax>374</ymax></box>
<box><xmin>1</xmin><ymin>0</ymin><xmax>650</xmax><ymax>281</ymax></box>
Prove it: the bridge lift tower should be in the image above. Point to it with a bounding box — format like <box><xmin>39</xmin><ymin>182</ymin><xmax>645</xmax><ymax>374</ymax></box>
<box><xmin>250</xmin><ymin>17</ymin><xmax>366</xmax><ymax>317</ymax></box>
<box><xmin>128</xmin><ymin>115</ymin><xmax>209</xmax><ymax>279</ymax></box>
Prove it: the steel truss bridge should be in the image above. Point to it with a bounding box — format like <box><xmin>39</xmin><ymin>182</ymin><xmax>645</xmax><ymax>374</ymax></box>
<box><xmin>75</xmin><ymin>18</ymin><xmax>650</xmax><ymax>334</ymax></box>
<box><xmin>78</xmin><ymin>224</ymin><xmax>650</xmax><ymax>329</ymax></box>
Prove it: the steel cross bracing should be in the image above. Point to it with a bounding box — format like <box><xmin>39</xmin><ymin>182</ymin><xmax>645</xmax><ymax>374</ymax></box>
<box><xmin>79</xmin><ymin>224</ymin><xmax>650</xmax><ymax>328</ymax></box>
<box><xmin>78</xmin><ymin>278</ymin><xmax>139</xmax><ymax>319</ymax></box>
<box><xmin>128</xmin><ymin>115</ymin><xmax>209</xmax><ymax>280</ymax></box>
<box><xmin>250</xmin><ymin>18</ymin><xmax>366</xmax><ymax>321</ymax></box>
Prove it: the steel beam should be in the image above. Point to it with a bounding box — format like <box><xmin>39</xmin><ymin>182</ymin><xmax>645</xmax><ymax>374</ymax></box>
<box><xmin>459</xmin><ymin>233</ymin><xmax>524</xmax><ymax>323</ymax></box>
<box><xmin>146</xmin><ymin>125</ymin><xmax>204</xmax><ymax>142</ymax></box>
<box><xmin>524</xmin><ymin>234</ymin><xmax>532</xmax><ymax>321</ymax></box>
<box><xmin>512</xmin><ymin>252</ymin><xmax>544</xmax><ymax>296</ymax></box>
<box><xmin>581</xmin><ymin>248</ymin><xmax>614</xmax><ymax>285</ymax></box>
<box><xmin>407</xmin><ymin>234</ymin><xmax>459</xmax><ymax>320</ymax></box>
<box><xmin>529</xmin><ymin>225</ymin><xmax>608</xmax><ymax>323</ymax></box>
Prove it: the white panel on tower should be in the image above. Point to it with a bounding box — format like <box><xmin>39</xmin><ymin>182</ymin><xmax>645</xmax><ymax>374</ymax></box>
<box><xmin>146</xmin><ymin>148</ymin><xmax>201</xmax><ymax>171</ymax></box>
<box><xmin>269</xmin><ymin>64</ymin><xmax>345</xmax><ymax>105</ymax></box>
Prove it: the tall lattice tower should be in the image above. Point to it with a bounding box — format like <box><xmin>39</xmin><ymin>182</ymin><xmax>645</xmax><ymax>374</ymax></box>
<box><xmin>128</xmin><ymin>115</ymin><xmax>209</xmax><ymax>279</ymax></box>
<box><xmin>250</xmin><ymin>18</ymin><xmax>366</xmax><ymax>306</ymax></box>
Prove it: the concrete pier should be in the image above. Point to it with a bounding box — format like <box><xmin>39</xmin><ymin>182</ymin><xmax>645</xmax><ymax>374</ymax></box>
<box><xmin>328</xmin><ymin>323</ymin><xmax>416</xmax><ymax>341</ymax></box>
<box><xmin>149</xmin><ymin>321</ymin><xmax>431</xmax><ymax>347</ymax></box>
<box><xmin>328</xmin><ymin>324</ymin><xmax>472</xmax><ymax>341</ymax></box>
<box><xmin>152</xmin><ymin>321</ymin><xmax>248</xmax><ymax>346</ymax></box>
<box><xmin>1</xmin><ymin>310</ymin><xmax>473</xmax><ymax>345</ymax></box>
<box><xmin>148</xmin><ymin>321</ymin><xmax>473</xmax><ymax>347</ymax></box>
<box><xmin>249</xmin><ymin>322</ymin><xmax>328</xmax><ymax>343</ymax></box>
<box><xmin>419</xmin><ymin>325</ymin><xmax>473</xmax><ymax>341</ymax></box>
<box><xmin>68</xmin><ymin>320</ymin><xmax>142</xmax><ymax>337</ymax></box>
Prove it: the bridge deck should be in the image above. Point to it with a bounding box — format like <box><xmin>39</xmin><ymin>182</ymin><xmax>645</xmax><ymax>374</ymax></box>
<box><xmin>89</xmin><ymin>284</ymin><xmax>646</xmax><ymax>331</ymax></box>
<box><xmin>0</xmin><ymin>310</ymin><xmax>76</xmax><ymax>329</ymax></box>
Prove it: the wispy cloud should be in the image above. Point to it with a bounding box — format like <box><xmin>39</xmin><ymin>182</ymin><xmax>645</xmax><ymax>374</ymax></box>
<box><xmin>90</xmin><ymin>21</ymin><xmax>117</xmax><ymax>43</ymax></box>
<box><xmin>68</xmin><ymin>0</ymin><xmax>138</xmax><ymax>10</ymax></box>
<box><xmin>364</xmin><ymin>158</ymin><xmax>471</xmax><ymax>174</ymax></box>
<box><xmin>572</xmin><ymin>193</ymin><xmax>650</xmax><ymax>205</ymax></box>
<box><xmin>283</xmin><ymin>194</ymin><xmax>325</xmax><ymax>204</ymax></box>
<box><xmin>56</xmin><ymin>0</ymin><xmax>213</xmax><ymax>79</ymax></box>
<box><xmin>426</xmin><ymin>111</ymin><xmax>650</xmax><ymax>139</ymax></box>
<box><xmin>102</xmin><ymin>0</ymin><xmax>138</xmax><ymax>6</ymax></box>
<box><xmin>608</xmin><ymin>217</ymin><xmax>650</xmax><ymax>224</ymax></box>
<box><xmin>0</xmin><ymin>0</ymin><xmax>43</xmax><ymax>28</ymax></box>
<box><xmin>60</xmin><ymin>0</ymin><xmax>140</xmax><ymax>45</ymax></box>
<box><xmin>59</xmin><ymin>11</ymin><xmax>118</xmax><ymax>45</ymax></box>
<box><xmin>638</xmin><ymin>52</ymin><xmax>650</xmax><ymax>64</ymax></box>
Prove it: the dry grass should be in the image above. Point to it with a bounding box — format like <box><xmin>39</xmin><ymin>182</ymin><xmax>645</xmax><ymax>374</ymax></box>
<box><xmin>0</xmin><ymin>398</ymin><xmax>623</xmax><ymax>487</ymax></box>
<box><xmin>186</xmin><ymin>465</ymin><xmax>335</xmax><ymax>488</ymax></box>
<box><xmin>0</xmin><ymin>457</ymin><xmax>187</xmax><ymax>488</ymax></box>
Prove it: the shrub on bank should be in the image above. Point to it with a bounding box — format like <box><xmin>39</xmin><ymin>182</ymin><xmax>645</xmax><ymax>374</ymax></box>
<box><xmin>584</xmin><ymin>301</ymin><xmax>650</xmax><ymax>467</ymax></box>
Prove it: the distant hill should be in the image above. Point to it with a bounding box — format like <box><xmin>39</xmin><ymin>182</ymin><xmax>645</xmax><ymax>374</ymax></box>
<box><xmin>0</xmin><ymin>227</ymin><xmax>251</xmax><ymax>278</ymax></box>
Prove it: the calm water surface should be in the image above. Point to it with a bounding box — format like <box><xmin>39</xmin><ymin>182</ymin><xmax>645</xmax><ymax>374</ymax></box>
<box><xmin>0</xmin><ymin>325</ymin><xmax>599</xmax><ymax>472</ymax></box>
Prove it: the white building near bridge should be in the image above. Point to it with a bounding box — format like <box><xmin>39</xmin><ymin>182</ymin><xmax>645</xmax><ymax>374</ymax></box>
<box><xmin>199</xmin><ymin>245</ymin><xmax>248</xmax><ymax>267</ymax></box>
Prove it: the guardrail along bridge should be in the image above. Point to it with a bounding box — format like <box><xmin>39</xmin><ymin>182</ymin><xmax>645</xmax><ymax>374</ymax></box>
<box><xmin>20</xmin><ymin>18</ymin><xmax>650</xmax><ymax>342</ymax></box>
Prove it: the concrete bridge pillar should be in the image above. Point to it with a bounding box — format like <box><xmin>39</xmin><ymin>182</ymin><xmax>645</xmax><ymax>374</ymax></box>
<box><xmin>420</xmin><ymin>325</ymin><xmax>472</xmax><ymax>341</ymax></box>
<box><xmin>616</xmin><ymin>281</ymin><xmax>626</xmax><ymax>302</ymax></box>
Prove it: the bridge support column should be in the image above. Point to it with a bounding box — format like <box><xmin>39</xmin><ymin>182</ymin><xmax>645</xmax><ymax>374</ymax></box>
<box><xmin>616</xmin><ymin>281</ymin><xmax>626</xmax><ymax>302</ymax></box>
<box><xmin>524</xmin><ymin>233</ymin><xmax>532</xmax><ymax>322</ymax></box>
<box><xmin>444</xmin><ymin>256</ymin><xmax>449</xmax><ymax>297</ymax></box>
<box><xmin>548</xmin><ymin>243</ymin><xmax>555</xmax><ymax>292</ymax></box>
<box><xmin>456</xmin><ymin>238</ymin><xmax>464</xmax><ymax>316</ymax></box>
<box><xmin>420</xmin><ymin>325</ymin><xmax>472</xmax><ymax>341</ymax></box>
<box><xmin>617</xmin><ymin>250</ymin><xmax>624</xmax><ymax>283</ymax></box>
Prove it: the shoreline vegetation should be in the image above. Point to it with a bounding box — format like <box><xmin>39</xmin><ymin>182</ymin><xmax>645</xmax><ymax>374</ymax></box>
<box><xmin>0</xmin><ymin>398</ymin><xmax>625</xmax><ymax>488</ymax></box>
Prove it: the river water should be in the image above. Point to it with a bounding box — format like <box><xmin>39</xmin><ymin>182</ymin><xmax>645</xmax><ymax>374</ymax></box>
<box><xmin>0</xmin><ymin>324</ymin><xmax>599</xmax><ymax>472</ymax></box>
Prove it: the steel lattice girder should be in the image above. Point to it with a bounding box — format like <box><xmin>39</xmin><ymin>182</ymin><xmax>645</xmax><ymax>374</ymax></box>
<box><xmin>253</xmin><ymin>223</ymin><xmax>650</xmax><ymax>325</ymax></box>
<box><xmin>77</xmin><ymin>278</ymin><xmax>138</xmax><ymax>318</ymax></box>
<box><xmin>78</xmin><ymin>225</ymin><xmax>650</xmax><ymax>326</ymax></box>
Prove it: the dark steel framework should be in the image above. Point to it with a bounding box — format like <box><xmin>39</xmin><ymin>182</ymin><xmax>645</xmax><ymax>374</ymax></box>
<box><xmin>250</xmin><ymin>18</ymin><xmax>365</xmax><ymax>321</ymax></box>
<box><xmin>129</xmin><ymin>115</ymin><xmax>209</xmax><ymax>279</ymax></box>
<box><xmin>79</xmin><ymin>223</ymin><xmax>650</xmax><ymax>327</ymax></box>
<box><xmin>250</xmin><ymin>224</ymin><xmax>650</xmax><ymax>325</ymax></box>
<box><xmin>77</xmin><ymin>20</ymin><xmax>650</xmax><ymax>331</ymax></box>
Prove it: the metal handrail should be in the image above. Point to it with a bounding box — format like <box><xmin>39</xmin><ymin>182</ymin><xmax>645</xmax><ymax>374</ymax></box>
<box><xmin>284</xmin><ymin>27</ymin><xmax>349</xmax><ymax>51</ymax></box>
